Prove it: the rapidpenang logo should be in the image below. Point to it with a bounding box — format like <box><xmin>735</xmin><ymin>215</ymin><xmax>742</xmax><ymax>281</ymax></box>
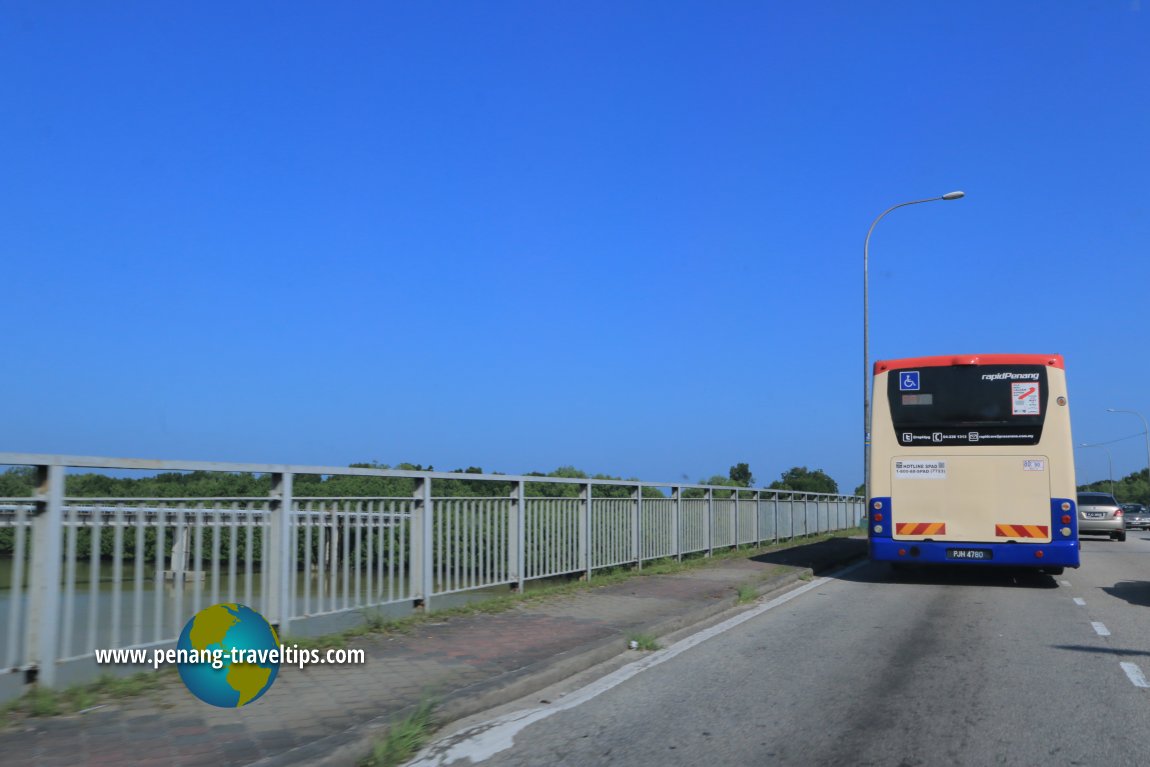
<box><xmin>980</xmin><ymin>372</ymin><xmax>1040</xmax><ymax>381</ymax></box>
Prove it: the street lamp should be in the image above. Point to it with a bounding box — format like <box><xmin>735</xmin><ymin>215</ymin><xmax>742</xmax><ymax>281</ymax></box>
<box><xmin>1078</xmin><ymin>442</ymin><xmax>1114</xmax><ymax>495</ymax></box>
<box><xmin>1105</xmin><ymin>408</ymin><xmax>1150</xmax><ymax>497</ymax></box>
<box><xmin>863</xmin><ymin>191</ymin><xmax>965</xmax><ymax>502</ymax></box>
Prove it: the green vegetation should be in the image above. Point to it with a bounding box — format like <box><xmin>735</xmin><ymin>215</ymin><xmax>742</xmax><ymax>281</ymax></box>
<box><xmin>2</xmin><ymin>670</ymin><xmax>173</xmax><ymax>726</ymax></box>
<box><xmin>736</xmin><ymin>583</ymin><xmax>758</xmax><ymax>603</ymax></box>
<box><xmin>0</xmin><ymin>463</ymin><xmax>852</xmax><ymax>503</ymax></box>
<box><xmin>627</xmin><ymin>633</ymin><xmax>660</xmax><ymax>651</ymax></box>
<box><xmin>768</xmin><ymin>466</ymin><xmax>839</xmax><ymax>494</ymax></box>
<box><xmin>1078</xmin><ymin>467</ymin><xmax>1149</xmax><ymax>506</ymax></box>
<box><xmin>361</xmin><ymin>699</ymin><xmax>437</xmax><ymax>767</ymax></box>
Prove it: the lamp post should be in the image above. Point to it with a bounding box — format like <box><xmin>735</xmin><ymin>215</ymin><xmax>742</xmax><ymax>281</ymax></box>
<box><xmin>1078</xmin><ymin>442</ymin><xmax>1114</xmax><ymax>495</ymax></box>
<box><xmin>1106</xmin><ymin>408</ymin><xmax>1150</xmax><ymax>498</ymax></box>
<box><xmin>863</xmin><ymin>191</ymin><xmax>964</xmax><ymax>503</ymax></box>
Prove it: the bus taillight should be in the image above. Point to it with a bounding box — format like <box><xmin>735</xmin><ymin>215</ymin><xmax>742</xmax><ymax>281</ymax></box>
<box><xmin>1061</xmin><ymin>514</ymin><xmax>1071</xmax><ymax>524</ymax></box>
<box><xmin>1035</xmin><ymin>550</ymin><xmax>1044</xmax><ymax>559</ymax></box>
<box><xmin>873</xmin><ymin>513</ymin><xmax>884</xmax><ymax>522</ymax></box>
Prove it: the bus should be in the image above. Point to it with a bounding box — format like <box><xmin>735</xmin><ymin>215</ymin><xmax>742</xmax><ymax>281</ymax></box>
<box><xmin>867</xmin><ymin>353</ymin><xmax>1080</xmax><ymax>573</ymax></box>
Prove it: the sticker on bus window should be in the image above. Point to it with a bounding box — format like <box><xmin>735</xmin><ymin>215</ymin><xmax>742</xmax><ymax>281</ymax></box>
<box><xmin>1011</xmin><ymin>382</ymin><xmax>1040</xmax><ymax>415</ymax></box>
<box><xmin>894</xmin><ymin>460</ymin><xmax>947</xmax><ymax>479</ymax></box>
<box><xmin>1023</xmin><ymin>459</ymin><xmax>1046</xmax><ymax>471</ymax></box>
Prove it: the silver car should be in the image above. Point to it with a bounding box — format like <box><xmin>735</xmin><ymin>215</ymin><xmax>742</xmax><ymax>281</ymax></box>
<box><xmin>1077</xmin><ymin>492</ymin><xmax>1126</xmax><ymax>541</ymax></box>
<box><xmin>1121</xmin><ymin>503</ymin><xmax>1150</xmax><ymax>530</ymax></box>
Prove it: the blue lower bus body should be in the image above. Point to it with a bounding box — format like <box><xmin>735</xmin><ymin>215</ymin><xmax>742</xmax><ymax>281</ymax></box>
<box><xmin>868</xmin><ymin>537</ymin><xmax>1080</xmax><ymax>569</ymax></box>
<box><xmin>867</xmin><ymin>496</ymin><xmax>1081</xmax><ymax>570</ymax></box>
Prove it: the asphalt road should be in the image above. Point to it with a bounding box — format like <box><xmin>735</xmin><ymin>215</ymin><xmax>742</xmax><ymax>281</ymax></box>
<box><xmin>411</xmin><ymin>533</ymin><xmax>1150</xmax><ymax>767</ymax></box>
<box><xmin>410</xmin><ymin>533</ymin><xmax>1150</xmax><ymax>767</ymax></box>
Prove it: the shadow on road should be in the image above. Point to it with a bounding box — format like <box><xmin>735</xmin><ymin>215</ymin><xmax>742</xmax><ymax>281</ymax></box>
<box><xmin>750</xmin><ymin>536</ymin><xmax>867</xmax><ymax>575</ymax></box>
<box><xmin>751</xmin><ymin>536</ymin><xmax>1062</xmax><ymax>589</ymax></box>
<box><xmin>1102</xmin><ymin>580</ymin><xmax>1150</xmax><ymax>607</ymax></box>
<box><xmin>835</xmin><ymin>560</ymin><xmax>1061</xmax><ymax>589</ymax></box>
<box><xmin>1051</xmin><ymin>643</ymin><xmax>1150</xmax><ymax>657</ymax></box>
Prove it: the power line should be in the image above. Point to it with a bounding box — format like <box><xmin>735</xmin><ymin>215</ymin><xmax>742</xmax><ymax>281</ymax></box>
<box><xmin>1076</xmin><ymin>432</ymin><xmax>1147</xmax><ymax>449</ymax></box>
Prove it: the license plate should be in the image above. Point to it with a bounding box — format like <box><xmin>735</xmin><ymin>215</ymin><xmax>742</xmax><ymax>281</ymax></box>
<box><xmin>1084</xmin><ymin>512</ymin><xmax>1106</xmax><ymax>518</ymax></box>
<box><xmin>947</xmin><ymin>548</ymin><xmax>992</xmax><ymax>561</ymax></box>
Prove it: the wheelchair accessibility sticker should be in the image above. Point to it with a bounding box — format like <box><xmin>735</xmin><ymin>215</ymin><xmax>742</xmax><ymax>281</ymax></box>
<box><xmin>899</xmin><ymin>371</ymin><xmax>920</xmax><ymax>391</ymax></box>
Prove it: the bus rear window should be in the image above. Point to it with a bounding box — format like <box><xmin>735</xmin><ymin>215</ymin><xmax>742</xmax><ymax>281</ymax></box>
<box><xmin>886</xmin><ymin>365</ymin><xmax>1047</xmax><ymax>447</ymax></box>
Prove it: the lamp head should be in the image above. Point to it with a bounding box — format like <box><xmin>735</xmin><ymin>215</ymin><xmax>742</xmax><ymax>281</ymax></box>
<box><xmin>942</xmin><ymin>191</ymin><xmax>965</xmax><ymax>200</ymax></box>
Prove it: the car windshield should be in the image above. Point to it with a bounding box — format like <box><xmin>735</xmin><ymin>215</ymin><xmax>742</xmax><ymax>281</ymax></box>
<box><xmin>1078</xmin><ymin>494</ymin><xmax>1117</xmax><ymax>505</ymax></box>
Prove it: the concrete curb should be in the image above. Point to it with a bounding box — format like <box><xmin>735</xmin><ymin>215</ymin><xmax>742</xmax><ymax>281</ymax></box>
<box><xmin>270</xmin><ymin>547</ymin><xmax>865</xmax><ymax>767</ymax></box>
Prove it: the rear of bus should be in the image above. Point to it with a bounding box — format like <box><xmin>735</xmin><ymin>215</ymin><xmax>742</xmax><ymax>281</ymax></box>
<box><xmin>867</xmin><ymin>354</ymin><xmax>1080</xmax><ymax>572</ymax></box>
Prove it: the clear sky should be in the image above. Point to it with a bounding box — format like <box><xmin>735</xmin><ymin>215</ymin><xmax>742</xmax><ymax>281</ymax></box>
<box><xmin>3</xmin><ymin>2</ymin><xmax>1148</xmax><ymax>492</ymax></box>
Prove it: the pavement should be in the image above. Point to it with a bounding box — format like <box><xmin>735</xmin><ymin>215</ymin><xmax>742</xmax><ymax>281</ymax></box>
<box><xmin>0</xmin><ymin>534</ymin><xmax>867</xmax><ymax>767</ymax></box>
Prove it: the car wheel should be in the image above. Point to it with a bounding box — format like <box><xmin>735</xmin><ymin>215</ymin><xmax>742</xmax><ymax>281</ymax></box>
<box><xmin>1114</xmin><ymin>532</ymin><xmax>1127</xmax><ymax>542</ymax></box>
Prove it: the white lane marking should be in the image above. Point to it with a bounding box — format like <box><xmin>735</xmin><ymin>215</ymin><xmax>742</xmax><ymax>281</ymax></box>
<box><xmin>1121</xmin><ymin>662</ymin><xmax>1149</xmax><ymax>688</ymax></box>
<box><xmin>1073</xmin><ymin>597</ymin><xmax>1086</xmax><ymax>606</ymax></box>
<box><xmin>1059</xmin><ymin>580</ymin><xmax>1071</xmax><ymax>587</ymax></box>
<box><xmin>1092</xmin><ymin>621</ymin><xmax>1111</xmax><ymax>637</ymax></box>
<box><xmin>407</xmin><ymin>561</ymin><xmax>869</xmax><ymax>766</ymax></box>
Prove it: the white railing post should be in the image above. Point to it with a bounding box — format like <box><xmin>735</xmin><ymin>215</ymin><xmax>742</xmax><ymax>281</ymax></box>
<box><xmin>733</xmin><ymin>490</ymin><xmax>740</xmax><ymax>549</ymax></box>
<box><xmin>706</xmin><ymin>487</ymin><xmax>714</xmax><ymax>557</ymax></box>
<box><xmin>754</xmin><ymin>490</ymin><xmax>761</xmax><ymax>545</ymax></box>
<box><xmin>672</xmin><ymin>486</ymin><xmax>681</xmax><ymax>562</ymax></box>
<box><xmin>508</xmin><ymin>481</ymin><xmax>524</xmax><ymax>592</ymax></box>
<box><xmin>267</xmin><ymin>472</ymin><xmax>294</xmax><ymax>635</ymax></box>
<box><xmin>410</xmin><ymin>476</ymin><xmax>433</xmax><ymax>609</ymax></box>
<box><xmin>580</xmin><ymin>483</ymin><xmax>592</xmax><ymax>580</ymax></box>
<box><xmin>25</xmin><ymin>463</ymin><xmax>64</xmax><ymax>687</ymax></box>
<box><xmin>633</xmin><ymin>485</ymin><xmax>642</xmax><ymax>569</ymax></box>
<box><xmin>773</xmin><ymin>490</ymin><xmax>779</xmax><ymax>544</ymax></box>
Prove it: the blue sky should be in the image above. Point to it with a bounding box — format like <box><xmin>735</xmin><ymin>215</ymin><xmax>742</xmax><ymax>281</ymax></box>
<box><xmin>3</xmin><ymin>2</ymin><xmax>1148</xmax><ymax>492</ymax></box>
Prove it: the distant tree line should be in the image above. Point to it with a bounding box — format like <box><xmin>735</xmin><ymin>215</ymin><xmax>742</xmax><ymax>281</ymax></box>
<box><xmin>1078</xmin><ymin>467</ymin><xmax>1149</xmax><ymax>506</ymax></box>
<box><xmin>0</xmin><ymin>462</ymin><xmax>845</xmax><ymax>499</ymax></box>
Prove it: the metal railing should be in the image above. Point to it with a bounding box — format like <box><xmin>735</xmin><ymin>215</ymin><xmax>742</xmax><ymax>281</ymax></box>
<box><xmin>0</xmin><ymin>453</ymin><xmax>863</xmax><ymax>698</ymax></box>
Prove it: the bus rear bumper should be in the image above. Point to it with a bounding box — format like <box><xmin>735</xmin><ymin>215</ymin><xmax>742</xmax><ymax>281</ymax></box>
<box><xmin>868</xmin><ymin>538</ymin><xmax>1080</xmax><ymax>569</ymax></box>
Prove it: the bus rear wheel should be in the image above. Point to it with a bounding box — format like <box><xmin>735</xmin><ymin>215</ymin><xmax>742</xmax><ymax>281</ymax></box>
<box><xmin>1041</xmin><ymin>567</ymin><xmax>1064</xmax><ymax>576</ymax></box>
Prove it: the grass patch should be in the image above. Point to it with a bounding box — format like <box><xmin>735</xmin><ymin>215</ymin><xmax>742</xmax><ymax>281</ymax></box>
<box><xmin>2</xmin><ymin>669</ymin><xmax>174</xmax><ymax>727</ymax></box>
<box><xmin>626</xmin><ymin>633</ymin><xmax>660</xmax><ymax>651</ymax></box>
<box><xmin>361</xmin><ymin>699</ymin><xmax>437</xmax><ymax>767</ymax></box>
<box><xmin>736</xmin><ymin>584</ymin><xmax>759</xmax><ymax>603</ymax></box>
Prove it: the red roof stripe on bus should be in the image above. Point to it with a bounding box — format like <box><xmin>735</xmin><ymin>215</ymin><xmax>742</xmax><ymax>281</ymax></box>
<box><xmin>874</xmin><ymin>353</ymin><xmax>1064</xmax><ymax>374</ymax></box>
